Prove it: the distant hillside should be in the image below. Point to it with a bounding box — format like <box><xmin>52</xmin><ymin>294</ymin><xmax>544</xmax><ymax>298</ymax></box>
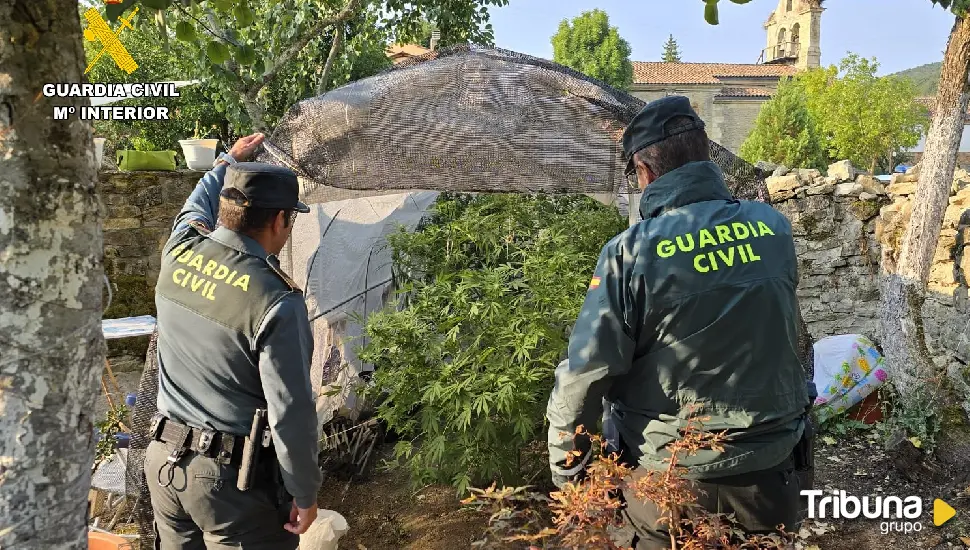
<box><xmin>891</xmin><ymin>62</ymin><xmax>941</xmax><ymax>96</ymax></box>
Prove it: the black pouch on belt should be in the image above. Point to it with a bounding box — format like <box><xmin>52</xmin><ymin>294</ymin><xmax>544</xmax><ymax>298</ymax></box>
<box><xmin>793</xmin><ymin>415</ymin><xmax>815</xmax><ymax>471</ymax></box>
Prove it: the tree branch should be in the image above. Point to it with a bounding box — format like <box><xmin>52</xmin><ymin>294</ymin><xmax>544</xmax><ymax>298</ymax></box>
<box><xmin>316</xmin><ymin>25</ymin><xmax>344</xmax><ymax>96</ymax></box>
<box><xmin>254</xmin><ymin>0</ymin><xmax>365</xmax><ymax>93</ymax></box>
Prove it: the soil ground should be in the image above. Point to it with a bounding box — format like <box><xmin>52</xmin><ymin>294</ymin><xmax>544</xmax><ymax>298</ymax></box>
<box><xmin>316</xmin><ymin>427</ymin><xmax>970</xmax><ymax>550</ymax></box>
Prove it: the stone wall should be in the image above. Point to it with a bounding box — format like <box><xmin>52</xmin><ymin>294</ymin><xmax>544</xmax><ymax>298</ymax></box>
<box><xmin>766</xmin><ymin>160</ymin><xmax>970</xmax><ymax>368</ymax></box>
<box><xmin>100</xmin><ymin>164</ymin><xmax>970</xmax><ymax>371</ymax></box>
<box><xmin>99</xmin><ymin>169</ymin><xmax>201</xmax><ymax>366</ymax></box>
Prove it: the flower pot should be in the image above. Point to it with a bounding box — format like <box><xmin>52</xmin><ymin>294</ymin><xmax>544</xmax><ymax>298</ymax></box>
<box><xmin>94</xmin><ymin>138</ymin><xmax>106</xmax><ymax>168</ymax></box>
<box><xmin>179</xmin><ymin>138</ymin><xmax>219</xmax><ymax>171</ymax></box>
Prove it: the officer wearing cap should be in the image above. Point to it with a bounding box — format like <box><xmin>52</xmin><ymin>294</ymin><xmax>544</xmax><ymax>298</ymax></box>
<box><xmin>545</xmin><ymin>96</ymin><xmax>815</xmax><ymax>548</ymax></box>
<box><xmin>146</xmin><ymin>133</ymin><xmax>321</xmax><ymax>549</ymax></box>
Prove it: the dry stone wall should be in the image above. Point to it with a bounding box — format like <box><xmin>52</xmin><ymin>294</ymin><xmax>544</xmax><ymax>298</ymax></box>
<box><xmin>767</xmin><ymin>160</ymin><xmax>970</xmax><ymax>368</ymax></box>
<box><xmin>99</xmin><ymin>165</ymin><xmax>970</xmax><ymax>370</ymax></box>
<box><xmin>99</xmin><ymin>169</ymin><xmax>201</xmax><ymax>366</ymax></box>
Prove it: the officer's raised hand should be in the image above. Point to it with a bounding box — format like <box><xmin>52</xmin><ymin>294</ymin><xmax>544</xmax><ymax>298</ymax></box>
<box><xmin>226</xmin><ymin>132</ymin><xmax>265</xmax><ymax>162</ymax></box>
<box><xmin>284</xmin><ymin>502</ymin><xmax>318</xmax><ymax>535</ymax></box>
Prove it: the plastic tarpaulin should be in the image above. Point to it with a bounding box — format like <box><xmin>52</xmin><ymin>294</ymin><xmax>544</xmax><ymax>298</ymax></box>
<box><xmin>279</xmin><ymin>191</ymin><xmax>441</xmax><ymax>431</ymax></box>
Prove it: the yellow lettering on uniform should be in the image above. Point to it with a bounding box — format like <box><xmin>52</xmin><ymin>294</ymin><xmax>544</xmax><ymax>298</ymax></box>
<box><xmin>173</xmin><ymin>268</ymin><xmax>187</xmax><ymax>285</ymax></box>
<box><xmin>698</xmin><ymin>229</ymin><xmax>717</xmax><ymax>248</ymax></box>
<box><xmin>177</xmin><ymin>250</ymin><xmax>194</xmax><ymax>263</ymax></box>
<box><xmin>732</xmin><ymin>222</ymin><xmax>750</xmax><ymax>240</ymax></box>
<box><xmin>716</xmin><ymin>247</ymin><xmax>736</xmax><ymax>267</ymax></box>
<box><xmin>715</xmin><ymin>225</ymin><xmax>734</xmax><ymax>243</ymax></box>
<box><xmin>694</xmin><ymin>253</ymin><xmax>709</xmax><ymax>273</ymax></box>
<box><xmin>739</xmin><ymin>245</ymin><xmax>749</xmax><ymax>263</ymax></box>
<box><xmin>203</xmin><ymin>282</ymin><xmax>216</xmax><ymax>301</ymax></box>
<box><xmin>676</xmin><ymin>234</ymin><xmax>695</xmax><ymax>252</ymax></box>
<box><xmin>226</xmin><ymin>270</ymin><xmax>237</xmax><ymax>285</ymax></box>
<box><xmin>190</xmin><ymin>275</ymin><xmax>206</xmax><ymax>292</ymax></box>
<box><xmin>214</xmin><ymin>265</ymin><xmax>230</xmax><ymax>280</ymax></box>
<box><xmin>657</xmin><ymin>240</ymin><xmax>677</xmax><ymax>258</ymax></box>
<box><xmin>746</xmin><ymin>244</ymin><xmax>762</xmax><ymax>261</ymax></box>
<box><xmin>187</xmin><ymin>253</ymin><xmax>204</xmax><ymax>271</ymax></box>
<box><xmin>748</xmin><ymin>221</ymin><xmax>759</xmax><ymax>236</ymax></box>
<box><xmin>707</xmin><ymin>251</ymin><xmax>719</xmax><ymax>271</ymax></box>
<box><xmin>170</xmin><ymin>244</ymin><xmax>187</xmax><ymax>257</ymax></box>
<box><xmin>232</xmin><ymin>274</ymin><xmax>250</xmax><ymax>292</ymax></box>
<box><xmin>202</xmin><ymin>260</ymin><xmax>217</xmax><ymax>276</ymax></box>
<box><xmin>757</xmin><ymin>221</ymin><xmax>775</xmax><ymax>236</ymax></box>
<box><xmin>181</xmin><ymin>270</ymin><xmax>191</xmax><ymax>287</ymax></box>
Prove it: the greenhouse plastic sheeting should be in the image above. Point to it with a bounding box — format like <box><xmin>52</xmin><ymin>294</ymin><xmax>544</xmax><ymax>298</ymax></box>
<box><xmin>812</xmin><ymin>334</ymin><xmax>889</xmax><ymax>423</ymax></box>
<box><xmin>279</xmin><ymin>191</ymin><xmax>441</xmax><ymax>430</ymax></box>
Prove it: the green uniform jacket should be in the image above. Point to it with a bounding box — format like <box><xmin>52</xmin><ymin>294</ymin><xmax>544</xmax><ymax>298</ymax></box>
<box><xmin>547</xmin><ymin>161</ymin><xmax>811</xmax><ymax>482</ymax></box>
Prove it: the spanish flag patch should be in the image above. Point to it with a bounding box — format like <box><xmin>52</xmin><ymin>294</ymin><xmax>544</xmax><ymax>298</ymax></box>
<box><xmin>589</xmin><ymin>276</ymin><xmax>601</xmax><ymax>289</ymax></box>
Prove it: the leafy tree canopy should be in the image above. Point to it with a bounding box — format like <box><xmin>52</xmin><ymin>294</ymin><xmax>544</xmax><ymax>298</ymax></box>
<box><xmin>551</xmin><ymin>9</ymin><xmax>634</xmax><ymax>90</ymax></box>
<box><xmin>99</xmin><ymin>0</ymin><xmax>507</xmax><ymax>132</ymax></box>
<box><xmin>741</xmin><ymin>54</ymin><xmax>928</xmax><ymax>173</ymax></box>
<box><xmin>740</xmin><ymin>77</ymin><xmax>827</xmax><ymax>170</ymax></box>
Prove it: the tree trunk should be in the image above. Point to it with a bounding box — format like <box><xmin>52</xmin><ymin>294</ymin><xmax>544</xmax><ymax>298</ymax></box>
<box><xmin>880</xmin><ymin>15</ymin><xmax>970</xmax><ymax>405</ymax></box>
<box><xmin>0</xmin><ymin>2</ymin><xmax>103</xmax><ymax>548</ymax></box>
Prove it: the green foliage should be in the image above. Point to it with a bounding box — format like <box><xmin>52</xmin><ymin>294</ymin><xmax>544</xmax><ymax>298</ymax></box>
<box><xmin>929</xmin><ymin>0</ymin><xmax>970</xmax><ymax>16</ymax></box>
<box><xmin>103</xmin><ymin>0</ymin><xmax>507</xmax><ymax>130</ymax></box>
<box><xmin>82</xmin><ymin>6</ymin><xmax>228</xmax><ymax>164</ymax></box>
<box><xmin>551</xmin><ymin>9</ymin><xmax>634</xmax><ymax>90</ymax></box>
<box><xmin>701</xmin><ymin>0</ymin><xmax>758</xmax><ymax>25</ymax></box>
<box><xmin>129</xmin><ymin>136</ymin><xmax>158</xmax><ymax>151</ymax></box>
<box><xmin>740</xmin><ymin>77</ymin><xmax>827</xmax><ymax>170</ymax></box>
<box><xmin>802</xmin><ymin>54</ymin><xmax>929</xmax><ymax>173</ymax></box>
<box><xmin>359</xmin><ymin>193</ymin><xmax>626</xmax><ymax>494</ymax></box>
<box><xmin>94</xmin><ymin>405</ymin><xmax>130</xmax><ymax>470</ymax></box>
<box><xmin>661</xmin><ymin>34</ymin><xmax>682</xmax><ymax>63</ymax></box>
<box><xmin>892</xmin><ymin>62</ymin><xmax>942</xmax><ymax>96</ymax></box>
<box><xmin>742</xmin><ymin>54</ymin><xmax>928</xmax><ymax>173</ymax></box>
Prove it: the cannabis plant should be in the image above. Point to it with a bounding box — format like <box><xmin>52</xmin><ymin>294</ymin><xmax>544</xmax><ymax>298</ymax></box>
<box><xmin>360</xmin><ymin>192</ymin><xmax>626</xmax><ymax>494</ymax></box>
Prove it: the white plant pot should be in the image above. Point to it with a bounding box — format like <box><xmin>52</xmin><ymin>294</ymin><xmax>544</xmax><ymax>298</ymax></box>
<box><xmin>179</xmin><ymin>139</ymin><xmax>220</xmax><ymax>171</ymax></box>
<box><xmin>94</xmin><ymin>138</ymin><xmax>106</xmax><ymax>168</ymax></box>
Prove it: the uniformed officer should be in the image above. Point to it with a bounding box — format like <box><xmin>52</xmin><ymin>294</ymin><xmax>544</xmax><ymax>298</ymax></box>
<box><xmin>146</xmin><ymin>133</ymin><xmax>321</xmax><ymax>549</ymax></box>
<box><xmin>545</xmin><ymin>96</ymin><xmax>816</xmax><ymax>548</ymax></box>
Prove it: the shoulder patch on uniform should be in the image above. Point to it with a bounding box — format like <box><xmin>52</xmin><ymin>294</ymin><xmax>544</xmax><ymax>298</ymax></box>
<box><xmin>267</xmin><ymin>260</ymin><xmax>302</xmax><ymax>292</ymax></box>
<box><xmin>187</xmin><ymin>220</ymin><xmax>212</xmax><ymax>235</ymax></box>
<box><xmin>589</xmin><ymin>276</ymin><xmax>601</xmax><ymax>290</ymax></box>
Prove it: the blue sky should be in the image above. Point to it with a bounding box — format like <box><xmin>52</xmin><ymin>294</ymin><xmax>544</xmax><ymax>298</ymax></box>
<box><xmin>488</xmin><ymin>0</ymin><xmax>955</xmax><ymax>75</ymax></box>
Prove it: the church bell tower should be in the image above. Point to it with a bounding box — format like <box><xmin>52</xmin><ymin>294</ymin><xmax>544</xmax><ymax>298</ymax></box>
<box><xmin>762</xmin><ymin>0</ymin><xmax>822</xmax><ymax>70</ymax></box>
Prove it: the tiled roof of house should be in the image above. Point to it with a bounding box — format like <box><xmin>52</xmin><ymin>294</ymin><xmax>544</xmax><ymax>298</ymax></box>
<box><xmin>715</xmin><ymin>87</ymin><xmax>775</xmax><ymax>98</ymax></box>
<box><xmin>632</xmin><ymin>62</ymin><xmax>797</xmax><ymax>85</ymax></box>
<box><xmin>386</xmin><ymin>44</ymin><xmax>431</xmax><ymax>63</ymax></box>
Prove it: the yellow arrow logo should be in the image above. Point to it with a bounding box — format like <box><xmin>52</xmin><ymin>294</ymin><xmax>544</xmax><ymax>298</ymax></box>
<box><xmin>934</xmin><ymin>499</ymin><xmax>956</xmax><ymax>526</ymax></box>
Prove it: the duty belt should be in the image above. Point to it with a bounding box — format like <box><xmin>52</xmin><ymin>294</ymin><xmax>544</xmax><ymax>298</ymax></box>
<box><xmin>149</xmin><ymin>413</ymin><xmax>246</xmax><ymax>467</ymax></box>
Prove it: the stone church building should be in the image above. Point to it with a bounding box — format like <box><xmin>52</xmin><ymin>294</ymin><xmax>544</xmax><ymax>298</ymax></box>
<box><xmin>629</xmin><ymin>0</ymin><xmax>823</xmax><ymax>153</ymax></box>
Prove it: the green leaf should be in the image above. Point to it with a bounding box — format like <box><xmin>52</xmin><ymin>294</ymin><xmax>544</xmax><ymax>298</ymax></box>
<box><xmin>206</xmin><ymin>40</ymin><xmax>230</xmax><ymax>64</ymax></box>
<box><xmin>105</xmin><ymin>0</ymin><xmax>139</xmax><ymax>21</ymax></box>
<box><xmin>704</xmin><ymin>0</ymin><xmax>719</xmax><ymax>25</ymax></box>
<box><xmin>235</xmin><ymin>44</ymin><xmax>256</xmax><ymax>66</ymax></box>
<box><xmin>174</xmin><ymin>21</ymin><xmax>197</xmax><ymax>42</ymax></box>
<box><xmin>212</xmin><ymin>0</ymin><xmax>234</xmax><ymax>12</ymax></box>
<box><xmin>233</xmin><ymin>4</ymin><xmax>254</xmax><ymax>27</ymax></box>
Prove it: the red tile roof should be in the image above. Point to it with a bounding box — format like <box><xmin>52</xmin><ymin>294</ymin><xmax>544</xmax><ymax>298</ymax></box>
<box><xmin>632</xmin><ymin>62</ymin><xmax>797</xmax><ymax>85</ymax></box>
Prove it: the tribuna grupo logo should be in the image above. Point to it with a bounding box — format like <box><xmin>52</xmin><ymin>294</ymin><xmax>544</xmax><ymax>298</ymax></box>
<box><xmin>802</xmin><ymin>490</ymin><xmax>923</xmax><ymax>534</ymax></box>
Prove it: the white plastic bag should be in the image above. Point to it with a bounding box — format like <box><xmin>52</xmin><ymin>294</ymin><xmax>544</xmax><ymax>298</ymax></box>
<box><xmin>299</xmin><ymin>510</ymin><xmax>349</xmax><ymax>550</ymax></box>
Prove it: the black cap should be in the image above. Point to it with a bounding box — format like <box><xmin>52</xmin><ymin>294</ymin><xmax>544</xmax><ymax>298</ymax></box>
<box><xmin>622</xmin><ymin>95</ymin><xmax>705</xmax><ymax>176</ymax></box>
<box><xmin>221</xmin><ymin>162</ymin><xmax>309</xmax><ymax>213</ymax></box>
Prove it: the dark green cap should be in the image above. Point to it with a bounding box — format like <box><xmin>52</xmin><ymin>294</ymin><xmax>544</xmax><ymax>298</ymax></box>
<box><xmin>221</xmin><ymin>162</ymin><xmax>310</xmax><ymax>213</ymax></box>
<box><xmin>622</xmin><ymin>95</ymin><xmax>705</xmax><ymax>176</ymax></box>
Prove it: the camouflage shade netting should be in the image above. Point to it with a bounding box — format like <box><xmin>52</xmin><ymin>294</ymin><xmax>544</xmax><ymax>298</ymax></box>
<box><xmin>126</xmin><ymin>45</ymin><xmax>793</xmax><ymax>546</ymax></box>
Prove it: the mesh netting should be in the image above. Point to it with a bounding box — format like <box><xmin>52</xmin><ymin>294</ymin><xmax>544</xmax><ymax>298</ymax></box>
<box><xmin>125</xmin><ymin>45</ymin><xmax>793</xmax><ymax>545</ymax></box>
